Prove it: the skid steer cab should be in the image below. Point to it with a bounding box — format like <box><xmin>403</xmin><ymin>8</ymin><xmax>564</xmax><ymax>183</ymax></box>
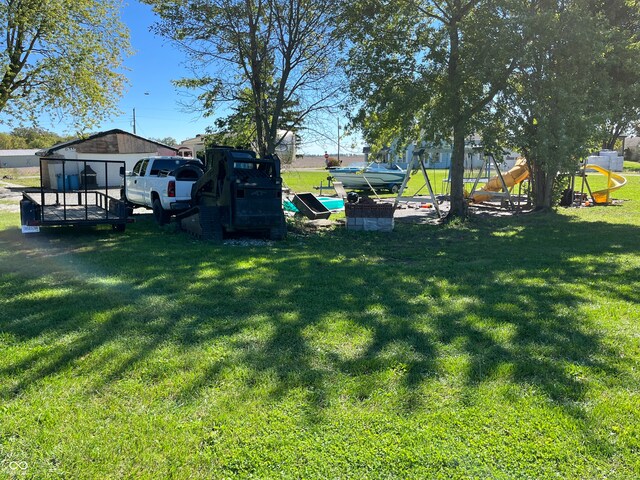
<box><xmin>178</xmin><ymin>146</ymin><xmax>287</xmax><ymax>241</ymax></box>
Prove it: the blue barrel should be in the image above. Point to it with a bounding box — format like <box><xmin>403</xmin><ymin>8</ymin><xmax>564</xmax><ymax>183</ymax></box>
<box><xmin>68</xmin><ymin>174</ymin><xmax>79</xmax><ymax>190</ymax></box>
<box><xmin>56</xmin><ymin>174</ymin><xmax>65</xmax><ymax>190</ymax></box>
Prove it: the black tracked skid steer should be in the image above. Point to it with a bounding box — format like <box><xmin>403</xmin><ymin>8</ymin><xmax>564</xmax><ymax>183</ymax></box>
<box><xmin>178</xmin><ymin>146</ymin><xmax>287</xmax><ymax>241</ymax></box>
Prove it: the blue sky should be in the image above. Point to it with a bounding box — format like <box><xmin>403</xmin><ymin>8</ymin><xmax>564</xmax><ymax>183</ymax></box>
<box><xmin>2</xmin><ymin>0</ymin><xmax>358</xmax><ymax>154</ymax></box>
<box><xmin>98</xmin><ymin>1</ymin><xmax>361</xmax><ymax>155</ymax></box>
<box><xmin>114</xmin><ymin>1</ymin><xmax>359</xmax><ymax>155</ymax></box>
<box><xmin>101</xmin><ymin>1</ymin><xmax>212</xmax><ymax>144</ymax></box>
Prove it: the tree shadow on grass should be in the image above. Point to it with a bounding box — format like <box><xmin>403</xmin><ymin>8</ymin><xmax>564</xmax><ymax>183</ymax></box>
<box><xmin>0</xmin><ymin>214</ymin><xmax>638</xmax><ymax>432</ymax></box>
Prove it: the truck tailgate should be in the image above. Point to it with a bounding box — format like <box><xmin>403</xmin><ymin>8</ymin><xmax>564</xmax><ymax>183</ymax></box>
<box><xmin>174</xmin><ymin>180</ymin><xmax>195</xmax><ymax>200</ymax></box>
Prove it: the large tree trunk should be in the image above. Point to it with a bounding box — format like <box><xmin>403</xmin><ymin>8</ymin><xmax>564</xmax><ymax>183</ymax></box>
<box><xmin>445</xmin><ymin>19</ymin><xmax>469</xmax><ymax>220</ymax></box>
<box><xmin>447</xmin><ymin>124</ymin><xmax>469</xmax><ymax>219</ymax></box>
<box><xmin>530</xmin><ymin>161</ymin><xmax>555</xmax><ymax>211</ymax></box>
<box><xmin>602</xmin><ymin>124</ymin><xmax>624</xmax><ymax>151</ymax></box>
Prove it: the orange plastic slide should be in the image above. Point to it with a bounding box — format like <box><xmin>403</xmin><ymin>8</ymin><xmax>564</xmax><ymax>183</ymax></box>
<box><xmin>584</xmin><ymin>164</ymin><xmax>627</xmax><ymax>204</ymax></box>
<box><xmin>471</xmin><ymin>158</ymin><xmax>529</xmax><ymax>203</ymax></box>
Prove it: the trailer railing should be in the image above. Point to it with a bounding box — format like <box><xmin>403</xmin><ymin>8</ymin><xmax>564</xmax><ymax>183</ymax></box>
<box><xmin>21</xmin><ymin>158</ymin><xmax>129</xmax><ymax>231</ymax></box>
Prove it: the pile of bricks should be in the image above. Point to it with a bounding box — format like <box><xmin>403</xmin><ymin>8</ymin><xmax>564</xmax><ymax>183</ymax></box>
<box><xmin>345</xmin><ymin>201</ymin><xmax>395</xmax><ymax>232</ymax></box>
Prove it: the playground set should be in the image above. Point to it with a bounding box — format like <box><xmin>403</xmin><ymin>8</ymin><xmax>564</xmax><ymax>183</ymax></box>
<box><xmin>369</xmin><ymin>147</ymin><xmax>624</xmax><ymax>207</ymax></box>
<box><xmin>301</xmin><ymin>146</ymin><xmax>629</xmax><ymax>225</ymax></box>
<box><xmin>563</xmin><ymin>162</ymin><xmax>627</xmax><ymax>207</ymax></box>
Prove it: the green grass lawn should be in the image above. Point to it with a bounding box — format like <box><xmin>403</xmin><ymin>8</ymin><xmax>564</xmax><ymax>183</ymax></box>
<box><xmin>11</xmin><ymin>177</ymin><xmax>40</xmax><ymax>188</ymax></box>
<box><xmin>1</xmin><ymin>174</ymin><xmax>639</xmax><ymax>478</ymax></box>
<box><xmin>10</xmin><ymin>177</ymin><xmax>41</xmax><ymax>188</ymax></box>
<box><xmin>0</xmin><ymin>169</ymin><xmax>41</xmax><ymax>188</ymax></box>
<box><xmin>282</xmin><ymin>168</ymin><xmax>452</xmax><ymax>197</ymax></box>
<box><xmin>624</xmin><ymin>160</ymin><xmax>640</xmax><ymax>172</ymax></box>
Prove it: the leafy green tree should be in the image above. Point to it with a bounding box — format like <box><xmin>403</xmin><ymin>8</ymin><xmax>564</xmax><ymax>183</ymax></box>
<box><xmin>0</xmin><ymin>126</ymin><xmax>71</xmax><ymax>148</ymax></box>
<box><xmin>205</xmin><ymin>88</ymin><xmax>267</xmax><ymax>150</ymax></box>
<box><xmin>11</xmin><ymin>126</ymin><xmax>70</xmax><ymax>147</ymax></box>
<box><xmin>145</xmin><ymin>0</ymin><xmax>342</xmax><ymax>158</ymax></box>
<box><xmin>0</xmin><ymin>131</ymin><xmax>26</xmax><ymax>148</ymax></box>
<box><xmin>205</xmin><ymin>87</ymin><xmax>302</xmax><ymax>157</ymax></box>
<box><xmin>0</xmin><ymin>0</ymin><xmax>130</xmax><ymax>130</ymax></box>
<box><xmin>498</xmin><ymin>1</ymin><xmax>623</xmax><ymax>210</ymax></box>
<box><xmin>344</xmin><ymin>0</ymin><xmax>523</xmax><ymax>218</ymax></box>
<box><xmin>150</xmin><ymin>137</ymin><xmax>178</xmax><ymax>147</ymax></box>
<box><xmin>590</xmin><ymin>0</ymin><xmax>640</xmax><ymax>150</ymax></box>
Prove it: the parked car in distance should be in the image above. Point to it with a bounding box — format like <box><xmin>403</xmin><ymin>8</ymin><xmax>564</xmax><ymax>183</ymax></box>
<box><xmin>121</xmin><ymin>156</ymin><xmax>204</xmax><ymax>225</ymax></box>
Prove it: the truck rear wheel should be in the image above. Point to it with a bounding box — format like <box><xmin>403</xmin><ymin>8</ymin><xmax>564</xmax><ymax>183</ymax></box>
<box><xmin>152</xmin><ymin>198</ymin><xmax>170</xmax><ymax>226</ymax></box>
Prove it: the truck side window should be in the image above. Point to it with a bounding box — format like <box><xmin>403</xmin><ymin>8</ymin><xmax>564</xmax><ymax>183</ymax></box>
<box><xmin>132</xmin><ymin>160</ymin><xmax>143</xmax><ymax>176</ymax></box>
<box><xmin>139</xmin><ymin>159</ymin><xmax>150</xmax><ymax>176</ymax></box>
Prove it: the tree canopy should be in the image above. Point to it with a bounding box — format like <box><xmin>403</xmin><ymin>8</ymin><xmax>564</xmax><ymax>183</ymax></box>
<box><xmin>150</xmin><ymin>136</ymin><xmax>179</xmax><ymax>147</ymax></box>
<box><xmin>590</xmin><ymin>0</ymin><xmax>640</xmax><ymax>150</ymax></box>
<box><xmin>344</xmin><ymin>0</ymin><xmax>524</xmax><ymax>218</ymax></box>
<box><xmin>0</xmin><ymin>0</ymin><xmax>130</xmax><ymax>131</ymax></box>
<box><xmin>493</xmin><ymin>0</ymin><xmax>640</xmax><ymax>209</ymax></box>
<box><xmin>344</xmin><ymin>0</ymin><xmax>640</xmax><ymax>214</ymax></box>
<box><xmin>145</xmin><ymin>0</ymin><xmax>344</xmax><ymax>158</ymax></box>
<box><xmin>0</xmin><ymin>126</ymin><xmax>72</xmax><ymax>149</ymax></box>
<box><xmin>496</xmin><ymin>1</ymin><xmax>603</xmax><ymax>209</ymax></box>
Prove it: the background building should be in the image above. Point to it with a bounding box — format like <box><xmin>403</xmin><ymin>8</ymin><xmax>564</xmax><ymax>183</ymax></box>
<box><xmin>37</xmin><ymin>129</ymin><xmax>178</xmax><ymax>187</ymax></box>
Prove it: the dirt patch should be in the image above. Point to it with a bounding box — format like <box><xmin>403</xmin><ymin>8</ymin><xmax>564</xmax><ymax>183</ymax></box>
<box><xmin>0</xmin><ymin>181</ymin><xmax>24</xmax><ymax>212</ymax></box>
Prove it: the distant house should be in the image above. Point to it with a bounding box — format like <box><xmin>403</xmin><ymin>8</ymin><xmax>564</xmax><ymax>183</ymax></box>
<box><xmin>402</xmin><ymin>138</ymin><xmax>520</xmax><ymax>171</ymax></box>
<box><xmin>37</xmin><ymin>129</ymin><xmax>178</xmax><ymax>188</ymax></box>
<box><xmin>624</xmin><ymin>136</ymin><xmax>640</xmax><ymax>161</ymax></box>
<box><xmin>177</xmin><ymin>131</ymin><xmax>298</xmax><ymax>164</ymax></box>
<box><xmin>177</xmin><ymin>134</ymin><xmax>206</xmax><ymax>158</ymax></box>
<box><xmin>0</xmin><ymin>149</ymin><xmax>40</xmax><ymax>168</ymax></box>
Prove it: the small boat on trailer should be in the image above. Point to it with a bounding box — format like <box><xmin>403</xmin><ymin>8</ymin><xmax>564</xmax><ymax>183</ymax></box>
<box><xmin>328</xmin><ymin>162</ymin><xmax>406</xmax><ymax>193</ymax></box>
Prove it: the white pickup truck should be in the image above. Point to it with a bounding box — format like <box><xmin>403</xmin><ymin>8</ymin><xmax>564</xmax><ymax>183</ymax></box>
<box><xmin>121</xmin><ymin>156</ymin><xmax>203</xmax><ymax>225</ymax></box>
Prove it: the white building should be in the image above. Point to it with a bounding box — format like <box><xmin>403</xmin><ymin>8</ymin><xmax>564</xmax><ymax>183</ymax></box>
<box><xmin>0</xmin><ymin>149</ymin><xmax>40</xmax><ymax>168</ymax></box>
<box><xmin>178</xmin><ymin>131</ymin><xmax>297</xmax><ymax>164</ymax></box>
<box><xmin>37</xmin><ymin>129</ymin><xmax>178</xmax><ymax>188</ymax></box>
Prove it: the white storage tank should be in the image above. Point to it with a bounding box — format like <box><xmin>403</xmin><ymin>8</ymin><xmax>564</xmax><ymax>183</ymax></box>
<box><xmin>586</xmin><ymin>150</ymin><xmax>624</xmax><ymax>172</ymax></box>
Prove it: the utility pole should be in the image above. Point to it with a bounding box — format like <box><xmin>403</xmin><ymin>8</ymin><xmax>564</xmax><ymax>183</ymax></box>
<box><xmin>133</xmin><ymin>108</ymin><xmax>137</xmax><ymax>135</ymax></box>
<box><xmin>337</xmin><ymin>118</ymin><xmax>341</xmax><ymax>164</ymax></box>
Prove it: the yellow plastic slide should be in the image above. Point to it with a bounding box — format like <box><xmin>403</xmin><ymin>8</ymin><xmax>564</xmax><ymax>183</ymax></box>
<box><xmin>471</xmin><ymin>158</ymin><xmax>529</xmax><ymax>203</ymax></box>
<box><xmin>584</xmin><ymin>164</ymin><xmax>627</xmax><ymax>204</ymax></box>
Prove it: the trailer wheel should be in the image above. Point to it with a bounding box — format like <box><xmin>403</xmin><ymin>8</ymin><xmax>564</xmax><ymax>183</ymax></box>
<box><xmin>152</xmin><ymin>198</ymin><xmax>170</xmax><ymax>226</ymax></box>
<box><xmin>112</xmin><ymin>223</ymin><xmax>126</xmax><ymax>233</ymax></box>
<box><xmin>390</xmin><ymin>184</ymin><xmax>400</xmax><ymax>194</ymax></box>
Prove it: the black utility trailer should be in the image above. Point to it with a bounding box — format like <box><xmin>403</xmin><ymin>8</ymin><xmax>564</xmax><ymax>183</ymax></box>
<box><xmin>20</xmin><ymin>158</ymin><xmax>129</xmax><ymax>233</ymax></box>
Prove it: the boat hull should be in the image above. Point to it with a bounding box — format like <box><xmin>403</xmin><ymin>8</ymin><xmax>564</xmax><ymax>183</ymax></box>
<box><xmin>329</xmin><ymin>166</ymin><xmax>406</xmax><ymax>190</ymax></box>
